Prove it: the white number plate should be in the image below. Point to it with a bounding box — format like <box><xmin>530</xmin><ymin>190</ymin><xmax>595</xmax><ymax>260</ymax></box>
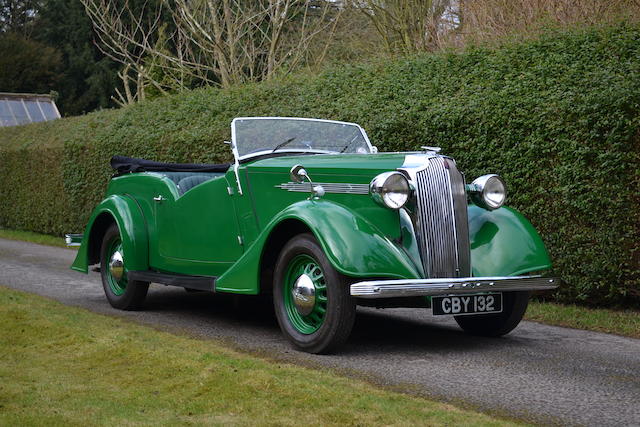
<box><xmin>432</xmin><ymin>293</ymin><xmax>502</xmax><ymax>316</ymax></box>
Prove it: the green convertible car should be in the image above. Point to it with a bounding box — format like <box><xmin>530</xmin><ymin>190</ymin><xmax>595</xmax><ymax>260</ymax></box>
<box><xmin>68</xmin><ymin>117</ymin><xmax>558</xmax><ymax>353</ymax></box>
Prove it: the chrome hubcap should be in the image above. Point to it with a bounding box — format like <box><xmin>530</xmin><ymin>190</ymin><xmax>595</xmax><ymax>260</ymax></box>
<box><xmin>292</xmin><ymin>273</ymin><xmax>316</xmax><ymax>316</ymax></box>
<box><xmin>109</xmin><ymin>250</ymin><xmax>124</xmax><ymax>281</ymax></box>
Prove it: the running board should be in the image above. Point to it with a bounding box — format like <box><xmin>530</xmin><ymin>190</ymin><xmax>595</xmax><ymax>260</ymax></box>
<box><xmin>128</xmin><ymin>270</ymin><xmax>216</xmax><ymax>292</ymax></box>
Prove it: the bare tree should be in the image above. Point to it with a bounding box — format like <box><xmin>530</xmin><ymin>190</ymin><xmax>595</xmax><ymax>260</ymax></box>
<box><xmin>81</xmin><ymin>0</ymin><xmax>173</xmax><ymax>105</ymax></box>
<box><xmin>172</xmin><ymin>0</ymin><xmax>343</xmax><ymax>83</ymax></box>
<box><xmin>351</xmin><ymin>0</ymin><xmax>455</xmax><ymax>54</ymax></box>
<box><xmin>456</xmin><ymin>0</ymin><xmax>640</xmax><ymax>46</ymax></box>
<box><xmin>81</xmin><ymin>0</ymin><xmax>343</xmax><ymax>104</ymax></box>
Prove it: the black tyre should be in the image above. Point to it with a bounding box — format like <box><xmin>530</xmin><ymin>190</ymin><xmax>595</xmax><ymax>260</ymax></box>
<box><xmin>273</xmin><ymin>233</ymin><xmax>356</xmax><ymax>354</ymax></box>
<box><xmin>454</xmin><ymin>291</ymin><xmax>530</xmax><ymax>337</ymax></box>
<box><xmin>100</xmin><ymin>224</ymin><xmax>149</xmax><ymax>310</ymax></box>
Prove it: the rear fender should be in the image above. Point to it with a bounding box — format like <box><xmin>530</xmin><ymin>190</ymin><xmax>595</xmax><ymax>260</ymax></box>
<box><xmin>469</xmin><ymin>205</ymin><xmax>551</xmax><ymax>276</ymax></box>
<box><xmin>71</xmin><ymin>195</ymin><xmax>149</xmax><ymax>273</ymax></box>
<box><xmin>215</xmin><ymin>199</ymin><xmax>421</xmax><ymax>294</ymax></box>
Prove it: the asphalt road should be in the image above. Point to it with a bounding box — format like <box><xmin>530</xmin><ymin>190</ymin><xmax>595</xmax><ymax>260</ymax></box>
<box><xmin>1</xmin><ymin>238</ymin><xmax>639</xmax><ymax>426</ymax></box>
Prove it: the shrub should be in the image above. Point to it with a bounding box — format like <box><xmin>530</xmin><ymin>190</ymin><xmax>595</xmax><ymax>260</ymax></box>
<box><xmin>1</xmin><ymin>24</ymin><xmax>638</xmax><ymax>306</ymax></box>
<box><xmin>0</xmin><ymin>32</ymin><xmax>63</xmax><ymax>94</ymax></box>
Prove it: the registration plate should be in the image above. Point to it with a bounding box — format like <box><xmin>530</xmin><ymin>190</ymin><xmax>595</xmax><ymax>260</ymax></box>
<box><xmin>432</xmin><ymin>293</ymin><xmax>502</xmax><ymax>316</ymax></box>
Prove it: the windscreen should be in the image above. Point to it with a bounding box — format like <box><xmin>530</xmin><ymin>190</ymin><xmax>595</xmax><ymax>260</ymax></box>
<box><xmin>233</xmin><ymin>118</ymin><xmax>371</xmax><ymax>159</ymax></box>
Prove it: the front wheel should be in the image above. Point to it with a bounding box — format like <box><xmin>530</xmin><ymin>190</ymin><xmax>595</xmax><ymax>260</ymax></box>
<box><xmin>454</xmin><ymin>291</ymin><xmax>530</xmax><ymax>337</ymax></box>
<box><xmin>273</xmin><ymin>233</ymin><xmax>355</xmax><ymax>354</ymax></box>
<box><xmin>100</xmin><ymin>224</ymin><xmax>149</xmax><ymax>310</ymax></box>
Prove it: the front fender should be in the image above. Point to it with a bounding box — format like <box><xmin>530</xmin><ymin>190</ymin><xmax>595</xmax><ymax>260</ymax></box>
<box><xmin>215</xmin><ymin>199</ymin><xmax>421</xmax><ymax>294</ymax></box>
<box><xmin>469</xmin><ymin>205</ymin><xmax>551</xmax><ymax>276</ymax></box>
<box><xmin>280</xmin><ymin>200</ymin><xmax>420</xmax><ymax>278</ymax></box>
<box><xmin>71</xmin><ymin>195</ymin><xmax>149</xmax><ymax>273</ymax></box>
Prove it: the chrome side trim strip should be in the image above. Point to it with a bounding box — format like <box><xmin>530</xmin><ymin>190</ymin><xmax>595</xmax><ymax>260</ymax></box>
<box><xmin>350</xmin><ymin>276</ymin><xmax>559</xmax><ymax>298</ymax></box>
<box><xmin>275</xmin><ymin>182</ymin><xmax>369</xmax><ymax>195</ymax></box>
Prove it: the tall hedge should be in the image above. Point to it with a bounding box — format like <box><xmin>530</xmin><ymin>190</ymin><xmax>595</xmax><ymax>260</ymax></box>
<box><xmin>1</xmin><ymin>24</ymin><xmax>638</xmax><ymax>307</ymax></box>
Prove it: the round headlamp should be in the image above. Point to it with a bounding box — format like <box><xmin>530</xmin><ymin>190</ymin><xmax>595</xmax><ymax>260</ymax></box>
<box><xmin>370</xmin><ymin>172</ymin><xmax>411</xmax><ymax>209</ymax></box>
<box><xmin>470</xmin><ymin>174</ymin><xmax>507</xmax><ymax>210</ymax></box>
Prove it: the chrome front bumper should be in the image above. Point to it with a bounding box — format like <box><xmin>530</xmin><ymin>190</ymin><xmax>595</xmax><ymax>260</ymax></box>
<box><xmin>350</xmin><ymin>275</ymin><xmax>558</xmax><ymax>298</ymax></box>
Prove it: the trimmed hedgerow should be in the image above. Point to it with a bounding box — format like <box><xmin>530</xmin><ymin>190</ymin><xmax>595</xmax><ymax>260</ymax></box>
<box><xmin>1</xmin><ymin>24</ymin><xmax>638</xmax><ymax>307</ymax></box>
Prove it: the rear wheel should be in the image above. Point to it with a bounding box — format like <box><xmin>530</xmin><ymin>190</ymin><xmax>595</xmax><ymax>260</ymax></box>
<box><xmin>273</xmin><ymin>233</ymin><xmax>355</xmax><ymax>354</ymax></box>
<box><xmin>100</xmin><ymin>224</ymin><xmax>149</xmax><ymax>310</ymax></box>
<box><xmin>454</xmin><ymin>291</ymin><xmax>530</xmax><ymax>337</ymax></box>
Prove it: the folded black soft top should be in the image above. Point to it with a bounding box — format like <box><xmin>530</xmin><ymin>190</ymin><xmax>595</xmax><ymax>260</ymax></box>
<box><xmin>111</xmin><ymin>155</ymin><xmax>231</xmax><ymax>174</ymax></box>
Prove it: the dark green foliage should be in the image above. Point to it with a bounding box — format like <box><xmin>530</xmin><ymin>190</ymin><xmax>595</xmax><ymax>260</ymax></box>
<box><xmin>34</xmin><ymin>0</ymin><xmax>120</xmax><ymax>115</ymax></box>
<box><xmin>0</xmin><ymin>31</ymin><xmax>62</xmax><ymax>93</ymax></box>
<box><xmin>0</xmin><ymin>0</ymin><xmax>41</xmax><ymax>35</ymax></box>
<box><xmin>1</xmin><ymin>24</ymin><xmax>638</xmax><ymax>306</ymax></box>
<box><xmin>0</xmin><ymin>0</ymin><xmax>121</xmax><ymax>115</ymax></box>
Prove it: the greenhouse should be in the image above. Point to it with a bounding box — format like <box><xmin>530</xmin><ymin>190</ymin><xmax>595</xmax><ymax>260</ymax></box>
<box><xmin>0</xmin><ymin>93</ymin><xmax>61</xmax><ymax>127</ymax></box>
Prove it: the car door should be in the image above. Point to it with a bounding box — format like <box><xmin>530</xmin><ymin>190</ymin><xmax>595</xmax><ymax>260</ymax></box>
<box><xmin>153</xmin><ymin>173</ymin><xmax>244</xmax><ymax>277</ymax></box>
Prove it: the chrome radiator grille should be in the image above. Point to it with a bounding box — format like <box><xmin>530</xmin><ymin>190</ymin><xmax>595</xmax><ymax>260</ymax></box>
<box><xmin>414</xmin><ymin>157</ymin><xmax>471</xmax><ymax>278</ymax></box>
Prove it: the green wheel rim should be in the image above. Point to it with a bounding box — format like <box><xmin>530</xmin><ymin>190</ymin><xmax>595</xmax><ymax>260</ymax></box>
<box><xmin>105</xmin><ymin>237</ymin><xmax>127</xmax><ymax>296</ymax></box>
<box><xmin>283</xmin><ymin>254</ymin><xmax>328</xmax><ymax>334</ymax></box>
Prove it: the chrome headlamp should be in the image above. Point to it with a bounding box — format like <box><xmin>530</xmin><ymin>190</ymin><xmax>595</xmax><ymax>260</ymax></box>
<box><xmin>469</xmin><ymin>174</ymin><xmax>507</xmax><ymax>210</ymax></box>
<box><xmin>370</xmin><ymin>172</ymin><xmax>411</xmax><ymax>209</ymax></box>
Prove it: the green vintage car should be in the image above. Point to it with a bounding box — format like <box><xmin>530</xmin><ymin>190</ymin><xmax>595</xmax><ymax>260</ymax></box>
<box><xmin>68</xmin><ymin>117</ymin><xmax>558</xmax><ymax>353</ymax></box>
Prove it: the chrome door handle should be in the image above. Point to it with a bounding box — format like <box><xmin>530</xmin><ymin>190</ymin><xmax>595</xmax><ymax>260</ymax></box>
<box><xmin>153</xmin><ymin>195</ymin><xmax>166</xmax><ymax>202</ymax></box>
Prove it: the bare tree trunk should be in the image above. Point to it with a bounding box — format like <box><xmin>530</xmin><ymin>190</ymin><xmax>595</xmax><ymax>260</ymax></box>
<box><xmin>353</xmin><ymin>0</ymin><xmax>455</xmax><ymax>54</ymax></box>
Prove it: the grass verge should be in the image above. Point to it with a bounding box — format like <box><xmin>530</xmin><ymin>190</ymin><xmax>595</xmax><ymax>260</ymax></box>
<box><xmin>0</xmin><ymin>286</ymin><xmax>517</xmax><ymax>426</ymax></box>
<box><xmin>0</xmin><ymin>228</ymin><xmax>69</xmax><ymax>248</ymax></box>
<box><xmin>525</xmin><ymin>301</ymin><xmax>640</xmax><ymax>338</ymax></box>
<box><xmin>526</xmin><ymin>300</ymin><xmax>640</xmax><ymax>339</ymax></box>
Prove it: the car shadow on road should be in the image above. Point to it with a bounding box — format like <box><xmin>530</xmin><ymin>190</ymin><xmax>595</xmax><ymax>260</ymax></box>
<box><xmin>138</xmin><ymin>286</ymin><xmax>521</xmax><ymax>355</ymax></box>
<box><xmin>344</xmin><ymin>309</ymin><xmax>515</xmax><ymax>355</ymax></box>
<box><xmin>143</xmin><ymin>286</ymin><xmax>280</xmax><ymax>328</ymax></box>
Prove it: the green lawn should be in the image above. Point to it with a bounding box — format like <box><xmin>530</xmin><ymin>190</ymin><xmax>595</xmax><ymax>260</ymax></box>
<box><xmin>0</xmin><ymin>286</ymin><xmax>519</xmax><ymax>426</ymax></box>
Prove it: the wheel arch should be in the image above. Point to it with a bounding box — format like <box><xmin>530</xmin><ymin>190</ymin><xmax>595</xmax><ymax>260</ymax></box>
<box><xmin>71</xmin><ymin>194</ymin><xmax>149</xmax><ymax>273</ymax></box>
<box><xmin>259</xmin><ymin>218</ymin><xmax>312</xmax><ymax>295</ymax></box>
<box><xmin>86</xmin><ymin>212</ymin><xmax>117</xmax><ymax>265</ymax></box>
<box><xmin>274</xmin><ymin>200</ymin><xmax>420</xmax><ymax>280</ymax></box>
